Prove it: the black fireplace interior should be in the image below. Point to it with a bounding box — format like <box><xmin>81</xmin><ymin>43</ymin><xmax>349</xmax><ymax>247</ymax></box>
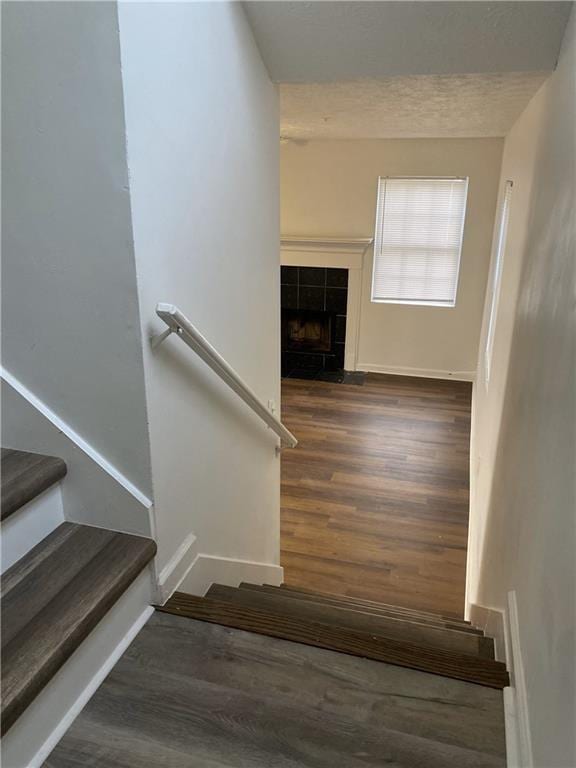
<box><xmin>283</xmin><ymin>309</ymin><xmax>334</xmax><ymax>354</ymax></box>
<box><xmin>281</xmin><ymin>266</ymin><xmax>348</xmax><ymax>379</ymax></box>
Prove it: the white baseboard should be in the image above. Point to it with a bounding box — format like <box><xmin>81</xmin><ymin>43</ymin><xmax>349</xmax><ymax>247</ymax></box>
<box><xmin>1</xmin><ymin>372</ymin><xmax>155</xmax><ymax>538</ymax></box>
<box><xmin>155</xmin><ymin>531</ymin><xmax>198</xmax><ymax>604</ymax></box>
<box><xmin>506</xmin><ymin>590</ymin><xmax>533</xmax><ymax>768</ymax></box>
<box><xmin>468</xmin><ymin>593</ymin><xmax>532</xmax><ymax>768</ymax></box>
<box><xmin>178</xmin><ymin>553</ymin><xmax>284</xmax><ymax>597</ymax></box>
<box><xmin>1</xmin><ymin>568</ymin><xmax>154</xmax><ymax>768</ymax></box>
<box><xmin>356</xmin><ymin>362</ymin><xmax>476</xmax><ymax>382</ymax></box>
<box><xmin>1</xmin><ymin>484</ymin><xmax>65</xmax><ymax>573</ymax></box>
<box><xmin>468</xmin><ymin>602</ymin><xmax>507</xmax><ymax>663</ymax></box>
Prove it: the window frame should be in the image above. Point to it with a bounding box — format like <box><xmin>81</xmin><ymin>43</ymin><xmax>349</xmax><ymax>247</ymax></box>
<box><xmin>484</xmin><ymin>180</ymin><xmax>513</xmax><ymax>388</ymax></box>
<box><xmin>370</xmin><ymin>176</ymin><xmax>469</xmax><ymax>308</ymax></box>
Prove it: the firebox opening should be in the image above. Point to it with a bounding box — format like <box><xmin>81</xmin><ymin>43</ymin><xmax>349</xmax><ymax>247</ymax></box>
<box><xmin>283</xmin><ymin>309</ymin><xmax>333</xmax><ymax>354</ymax></box>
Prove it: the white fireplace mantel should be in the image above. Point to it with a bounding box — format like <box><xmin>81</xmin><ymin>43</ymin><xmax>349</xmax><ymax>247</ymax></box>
<box><xmin>280</xmin><ymin>235</ymin><xmax>373</xmax><ymax>372</ymax></box>
<box><xmin>280</xmin><ymin>236</ymin><xmax>372</xmax><ymax>268</ymax></box>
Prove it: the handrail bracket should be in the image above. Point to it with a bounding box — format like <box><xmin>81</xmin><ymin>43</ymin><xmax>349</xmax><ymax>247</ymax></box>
<box><xmin>150</xmin><ymin>327</ymin><xmax>174</xmax><ymax>350</ymax></box>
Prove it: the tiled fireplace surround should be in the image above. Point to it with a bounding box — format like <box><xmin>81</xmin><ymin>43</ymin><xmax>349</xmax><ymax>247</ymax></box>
<box><xmin>281</xmin><ymin>265</ymin><xmax>348</xmax><ymax>378</ymax></box>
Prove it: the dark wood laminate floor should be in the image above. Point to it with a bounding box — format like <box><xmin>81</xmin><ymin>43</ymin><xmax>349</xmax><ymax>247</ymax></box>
<box><xmin>46</xmin><ymin>612</ymin><xmax>506</xmax><ymax>768</ymax></box>
<box><xmin>281</xmin><ymin>374</ymin><xmax>472</xmax><ymax>618</ymax></box>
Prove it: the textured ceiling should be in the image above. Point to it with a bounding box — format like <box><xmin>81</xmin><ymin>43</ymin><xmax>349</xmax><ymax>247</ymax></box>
<box><xmin>245</xmin><ymin>1</ymin><xmax>572</xmax><ymax>82</ymax></box>
<box><xmin>280</xmin><ymin>72</ymin><xmax>550</xmax><ymax>139</ymax></box>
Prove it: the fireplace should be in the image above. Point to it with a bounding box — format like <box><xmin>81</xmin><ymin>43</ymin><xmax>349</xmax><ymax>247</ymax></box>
<box><xmin>281</xmin><ymin>266</ymin><xmax>348</xmax><ymax>378</ymax></box>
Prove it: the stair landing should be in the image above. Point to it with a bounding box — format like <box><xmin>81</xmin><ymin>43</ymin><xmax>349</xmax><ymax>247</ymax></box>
<box><xmin>45</xmin><ymin>610</ymin><xmax>507</xmax><ymax>767</ymax></box>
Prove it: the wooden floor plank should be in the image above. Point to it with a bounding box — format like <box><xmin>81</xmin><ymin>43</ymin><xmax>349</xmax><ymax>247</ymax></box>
<box><xmin>281</xmin><ymin>374</ymin><xmax>472</xmax><ymax>617</ymax></box>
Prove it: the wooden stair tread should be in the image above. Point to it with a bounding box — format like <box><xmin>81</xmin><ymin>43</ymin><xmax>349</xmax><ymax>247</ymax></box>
<box><xmin>159</xmin><ymin>592</ymin><xmax>509</xmax><ymax>689</ymax></box>
<box><xmin>242</xmin><ymin>583</ymin><xmax>482</xmax><ymax>634</ymax></box>
<box><xmin>1</xmin><ymin>448</ymin><xmax>67</xmax><ymax>521</ymax></box>
<box><xmin>277</xmin><ymin>583</ymin><xmax>472</xmax><ymax>625</ymax></box>
<box><xmin>208</xmin><ymin>584</ymin><xmax>493</xmax><ymax>659</ymax></box>
<box><xmin>1</xmin><ymin>522</ymin><xmax>156</xmax><ymax>734</ymax></box>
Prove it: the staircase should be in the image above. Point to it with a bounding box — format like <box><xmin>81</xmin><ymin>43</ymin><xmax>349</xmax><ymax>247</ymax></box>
<box><xmin>159</xmin><ymin>583</ymin><xmax>509</xmax><ymax>689</ymax></box>
<box><xmin>1</xmin><ymin>447</ymin><xmax>509</xmax><ymax>767</ymax></box>
<box><xmin>0</xmin><ymin>448</ymin><xmax>157</xmax><ymax>766</ymax></box>
<box><xmin>49</xmin><ymin>585</ymin><xmax>509</xmax><ymax>767</ymax></box>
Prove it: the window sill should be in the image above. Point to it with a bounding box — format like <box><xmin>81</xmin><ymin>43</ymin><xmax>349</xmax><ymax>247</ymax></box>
<box><xmin>370</xmin><ymin>298</ymin><xmax>456</xmax><ymax>308</ymax></box>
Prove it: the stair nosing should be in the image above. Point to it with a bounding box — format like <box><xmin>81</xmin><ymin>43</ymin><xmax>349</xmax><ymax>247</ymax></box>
<box><xmin>1</xmin><ymin>448</ymin><xmax>67</xmax><ymax>522</ymax></box>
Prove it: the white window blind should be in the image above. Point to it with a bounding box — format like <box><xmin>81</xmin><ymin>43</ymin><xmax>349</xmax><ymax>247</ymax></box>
<box><xmin>371</xmin><ymin>177</ymin><xmax>469</xmax><ymax>306</ymax></box>
<box><xmin>484</xmin><ymin>180</ymin><xmax>513</xmax><ymax>386</ymax></box>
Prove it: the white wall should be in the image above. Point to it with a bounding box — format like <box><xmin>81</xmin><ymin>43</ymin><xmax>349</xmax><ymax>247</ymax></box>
<box><xmin>1</xmin><ymin>379</ymin><xmax>153</xmax><ymax>538</ymax></box>
<box><xmin>117</xmin><ymin>2</ymin><xmax>282</xmax><ymax>574</ymax></box>
<box><xmin>468</xmin><ymin>9</ymin><xmax>575</xmax><ymax>767</ymax></box>
<box><xmin>281</xmin><ymin>138</ymin><xmax>503</xmax><ymax>378</ymax></box>
<box><xmin>1</xmin><ymin>2</ymin><xmax>152</xmax><ymax>497</ymax></box>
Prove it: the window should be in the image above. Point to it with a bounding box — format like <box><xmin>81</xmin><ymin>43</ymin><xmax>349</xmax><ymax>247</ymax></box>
<box><xmin>371</xmin><ymin>177</ymin><xmax>469</xmax><ymax>307</ymax></box>
<box><xmin>484</xmin><ymin>180</ymin><xmax>513</xmax><ymax>386</ymax></box>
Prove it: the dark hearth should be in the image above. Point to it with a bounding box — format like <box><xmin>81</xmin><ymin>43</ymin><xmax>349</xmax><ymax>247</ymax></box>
<box><xmin>281</xmin><ymin>266</ymin><xmax>348</xmax><ymax>378</ymax></box>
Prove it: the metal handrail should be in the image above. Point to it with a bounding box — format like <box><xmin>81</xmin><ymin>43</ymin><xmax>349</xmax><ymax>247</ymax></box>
<box><xmin>154</xmin><ymin>303</ymin><xmax>298</xmax><ymax>449</ymax></box>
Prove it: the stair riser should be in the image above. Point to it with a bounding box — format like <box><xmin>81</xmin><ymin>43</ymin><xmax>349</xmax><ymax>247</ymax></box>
<box><xmin>0</xmin><ymin>484</ymin><xmax>65</xmax><ymax>574</ymax></box>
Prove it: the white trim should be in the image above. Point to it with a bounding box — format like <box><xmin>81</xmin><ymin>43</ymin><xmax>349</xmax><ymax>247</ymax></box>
<box><xmin>2</xmin><ymin>378</ymin><xmax>154</xmax><ymax>538</ymax></box>
<box><xmin>507</xmin><ymin>590</ymin><xmax>533</xmax><ymax>768</ymax></box>
<box><xmin>281</xmin><ymin>249</ymin><xmax>364</xmax><ymax>271</ymax></box>
<box><xmin>356</xmin><ymin>362</ymin><xmax>476</xmax><ymax>382</ymax></box>
<box><xmin>484</xmin><ymin>180</ymin><xmax>513</xmax><ymax>388</ymax></box>
<box><xmin>154</xmin><ymin>531</ymin><xmax>199</xmax><ymax>604</ymax></box>
<box><xmin>178</xmin><ymin>553</ymin><xmax>284</xmax><ymax>597</ymax></box>
<box><xmin>468</xmin><ymin>603</ymin><xmax>506</xmax><ymax>664</ymax></box>
<box><xmin>280</xmin><ymin>236</ymin><xmax>372</xmax><ymax>256</ymax></box>
<box><xmin>464</xmin><ymin>379</ymin><xmax>479</xmax><ymax>613</ymax></box>
<box><xmin>370</xmin><ymin>298</ymin><xmax>456</xmax><ymax>308</ymax></box>
<box><xmin>345</xmin><ymin>269</ymin><xmax>362</xmax><ymax>371</ymax></box>
<box><xmin>468</xmin><ymin>593</ymin><xmax>532</xmax><ymax>768</ymax></box>
<box><xmin>1</xmin><ymin>569</ymin><xmax>154</xmax><ymax>768</ymax></box>
<box><xmin>0</xmin><ymin>367</ymin><xmax>153</xmax><ymax>510</ymax></box>
<box><xmin>503</xmin><ymin>686</ymin><xmax>522</xmax><ymax>768</ymax></box>
<box><xmin>1</xmin><ymin>484</ymin><xmax>65</xmax><ymax>573</ymax></box>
